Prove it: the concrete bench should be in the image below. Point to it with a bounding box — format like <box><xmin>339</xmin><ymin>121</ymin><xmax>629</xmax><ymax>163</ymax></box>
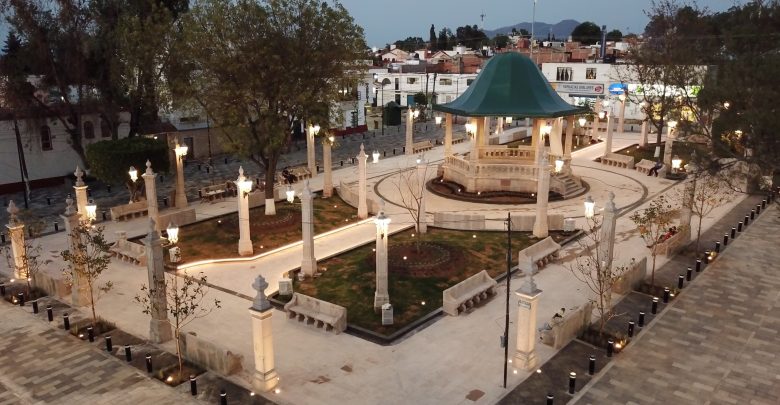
<box><xmin>517</xmin><ymin>236</ymin><xmax>561</xmax><ymax>272</ymax></box>
<box><xmin>199</xmin><ymin>182</ymin><xmax>231</xmax><ymax>202</ymax></box>
<box><xmin>284</xmin><ymin>293</ymin><xmax>346</xmax><ymax>334</ymax></box>
<box><xmin>110</xmin><ymin>200</ymin><xmax>148</xmax><ymax>222</ymax></box>
<box><xmin>110</xmin><ymin>231</ymin><xmax>147</xmax><ymax>266</ymax></box>
<box><xmin>277</xmin><ymin>165</ymin><xmax>312</xmax><ymax>185</ymax></box>
<box><xmin>601</xmin><ymin>153</ymin><xmax>635</xmax><ymax>170</ymax></box>
<box><xmin>635</xmin><ymin>159</ymin><xmax>667</xmax><ymax>177</ymax></box>
<box><xmin>452</xmin><ymin>136</ymin><xmax>466</xmax><ymax>145</ymax></box>
<box><xmin>412</xmin><ymin>140</ymin><xmax>434</xmax><ymax>154</ymax></box>
<box><xmin>443</xmin><ymin>270</ymin><xmax>497</xmax><ymax>316</ymax></box>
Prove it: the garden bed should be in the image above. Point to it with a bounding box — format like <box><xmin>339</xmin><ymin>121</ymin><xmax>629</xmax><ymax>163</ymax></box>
<box><xmin>290</xmin><ymin>227</ymin><xmax>570</xmax><ymax>336</ymax></box>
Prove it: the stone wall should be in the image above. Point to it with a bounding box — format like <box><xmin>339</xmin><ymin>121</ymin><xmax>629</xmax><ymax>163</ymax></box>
<box><xmin>433</xmin><ymin>212</ymin><xmax>485</xmax><ymax>230</ymax></box>
<box><xmin>32</xmin><ymin>272</ymin><xmax>70</xmax><ymax>299</ymax></box>
<box><xmin>179</xmin><ymin>331</ymin><xmax>244</xmax><ymax>376</ymax></box>
<box><xmin>613</xmin><ymin>257</ymin><xmax>648</xmax><ymax>295</ymax></box>
<box><xmin>511</xmin><ymin>214</ymin><xmax>565</xmax><ymax>231</ymax></box>
<box><xmin>336</xmin><ymin>181</ymin><xmax>376</xmax><ymax>214</ymax></box>
<box><xmin>539</xmin><ymin>302</ymin><xmax>593</xmax><ymax>350</ymax></box>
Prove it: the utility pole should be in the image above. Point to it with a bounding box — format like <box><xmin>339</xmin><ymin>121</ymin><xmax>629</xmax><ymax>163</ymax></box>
<box><xmin>503</xmin><ymin>212</ymin><xmax>512</xmax><ymax>388</ymax></box>
<box><xmin>12</xmin><ymin>115</ymin><xmax>30</xmax><ymax>208</ymax></box>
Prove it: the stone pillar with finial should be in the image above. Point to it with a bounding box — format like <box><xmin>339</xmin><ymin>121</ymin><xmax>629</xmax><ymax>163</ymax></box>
<box><xmin>142</xmin><ymin>160</ymin><xmax>160</xmax><ymax>230</ymax></box>
<box><xmin>5</xmin><ymin>201</ymin><xmax>26</xmax><ymax>279</ymax></box>
<box><xmin>300</xmin><ymin>180</ymin><xmax>317</xmax><ymax>277</ymax></box>
<box><xmin>73</xmin><ymin>166</ymin><xmax>89</xmax><ymax>223</ymax></box>
<box><xmin>145</xmin><ymin>218</ymin><xmax>172</xmax><ymax>343</ymax></box>
<box><xmin>600</xmin><ymin>191</ymin><xmax>618</xmax><ymax>272</ymax></box>
<box><xmin>533</xmin><ymin>153</ymin><xmax>551</xmax><ymax>238</ymax></box>
<box><xmin>514</xmin><ymin>256</ymin><xmax>542</xmax><ymax>370</ymax></box>
<box><xmin>249</xmin><ymin>275</ymin><xmax>278</xmax><ymax>392</ymax></box>
<box><xmin>60</xmin><ymin>196</ymin><xmax>89</xmax><ymax>306</ymax></box>
<box><xmin>357</xmin><ymin>144</ymin><xmax>368</xmax><ymax>219</ymax></box>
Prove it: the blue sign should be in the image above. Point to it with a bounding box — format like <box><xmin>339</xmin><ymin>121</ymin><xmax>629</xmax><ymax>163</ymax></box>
<box><xmin>609</xmin><ymin>83</ymin><xmax>627</xmax><ymax>95</ymax></box>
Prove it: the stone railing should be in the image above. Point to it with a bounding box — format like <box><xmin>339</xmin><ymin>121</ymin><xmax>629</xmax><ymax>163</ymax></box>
<box><xmin>179</xmin><ymin>331</ymin><xmax>244</xmax><ymax>375</ymax></box>
<box><xmin>32</xmin><ymin>272</ymin><xmax>70</xmax><ymax>299</ymax></box>
<box><xmin>433</xmin><ymin>212</ymin><xmax>485</xmax><ymax>230</ymax></box>
<box><xmin>655</xmin><ymin>228</ymin><xmax>689</xmax><ymax>257</ymax></box>
<box><xmin>110</xmin><ymin>231</ymin><xmax>147</xmax><ymax>266</ymax></box>
<box><xmin>510</xmin><ymin>214</ymin><xmax>564</xmax><ymax>232</ymax></box>
<box><xmin>110</xmin><ymin>200</ymin><xmax>148</xmax><ymax>222</ymax></box>
<box><xmin>284</xmin><ymin>293</ymin><xmax>347</xmax><ymax>334</ymax></box>
<box><xmin>157</xmin><ymin>208</ymin><xmax>196</xmax><ymax>230</ymax></box>
<box><xmin>442</xmin><ymin>270</ymin><xmax>498</xmax><ymax>316</ymax></box>
<box><xmin>478</xmin><ymin>146</ymin><xmax>534</xmax><ymax>162</ymax></box>
<box><xmin>539</xmin><ymin>302</ymin><xmax>593</xmax><ymax>349</ymax></box>
<box><xmin>337</xmin><ymin>180</ymin><xmax>376</xmax><ymax>214</ymax></box>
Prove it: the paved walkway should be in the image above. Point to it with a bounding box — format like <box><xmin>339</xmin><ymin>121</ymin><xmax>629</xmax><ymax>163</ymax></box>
<box><xmin>573</xmin><ymin>203</ymin><xmax>780</xmax><ymax>404</ymax></box>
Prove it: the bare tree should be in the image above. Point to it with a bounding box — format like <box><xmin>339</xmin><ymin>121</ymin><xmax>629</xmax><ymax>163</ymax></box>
<box><xmin>629</xmin><ymin>195</ymin><xmax>677</xmax><ymax>287</ymax></box>
<box><xmin>567</xmin><ymin>216</ymin><xmax>629</xmax><ymax>333</ymax></box>
<box><xmin>678</xmin><ymin>169</ymin><xmax>734</xmax><ymax>253</ymax></box>
<box><xmin>392</xmin><ymin>160</ymin><xmax>431</xmax><ymax>250</ymax></box>
<box><xmin>135</xmin><ymin>271</ymin><xmax>220</xmax><ymax>380</ymax></box>
<box><xmin>60</xmin><ymin>224</ymin><xmax>114</xmax><ymax>326</ymax></box>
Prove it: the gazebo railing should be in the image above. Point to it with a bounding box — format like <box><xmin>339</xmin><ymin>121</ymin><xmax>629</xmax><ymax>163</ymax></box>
<box><xmin>478</xmin><ymin>146</ymin><xmax>535</xmax><ymax>162</ymax></box>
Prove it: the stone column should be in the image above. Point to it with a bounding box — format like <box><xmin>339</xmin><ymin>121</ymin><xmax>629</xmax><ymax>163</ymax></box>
<box><xmin>405</xmin><ymin>109</ymin><xmax>414</xmax><ymax>155</ymax></box>
<box><xmin>142</xmin><ymin>160</ymin><xmax>159</xmax><ymax>230</ymax></box>
<box><xmin>144</xmin><ymin>219</ymin><xmax>173</xmax><ymax>343</ymax></box>
<box><xmin>73</xmin><ymin>166</ymin><xmax>89</xmax><ymax>223</ymax></box>
<box><xmin>533</xmin><ymin>153</ymin><xmax>550</xmax><ymax>238</ymax></box>
<box><xmin>444</xmin><ymin>113</ymin><xmax>453</xmax><ymax>158</ymax></box>
<box><xmin>469</xmin><ymin>118</ymin><xmax>480</xmax><ymax>164</ymax></box>
<box><xmin>357</xmin><ymin>144</ymin><xmax>368</xmax><ymax>219</ymax></box>
<box><xmin>61</xmin><ymin>197</ymin><xmax>89</xmax><ymax>306</ymax></box>
<box><xmin>236</xmin><ymin>167</ymin><xmax>253</xmax><ymax>256</ymax></box>
<box><xmin>478</xmin><ymin>117</ymin><xmax>488</xmax><ymax>146</ymax></box>
<box><xmin>663</xmin><ymin>126</ymin><xmax>675</xmax><ymax>167</ymax></box>
<box><xmin>249</xmin><ymin>275</ymin><xmax>278</xmax><ymax>392</ymax></box>
<box><xmin>532</xmin><ymin>119</ymin><xmax>544</xmax><ymax>165</ymax></box>
<box><xmin>374</xmin><ymin>200</ymin><xmax>390</xmax><ymax>309</ymax></box>
<box><xmin>307</xmin><ymin>124</ymin><xmax>317</xmax><ymax>175</ymax></box>
<box><xmin>564</xmin><ymin>116</ymin><xmax>575</xmax><ymax>174</ymax></box>
<box><xmin>604</xmin><ymin>113</ymin><xmax>614</xmax><ymax>157</ymax></box>
<box><xmin>592</xmin><ymin>99</ymin><xmax>602</xmax><ymax>142</ymax></box>
<box><xmin>639</xmin><ymin>120</ymin><xmax>648</xmax><ymax>147</ymax></box>
<box><xmin>416</xmin><ymin>158</ymin><xmax>428</xmax><ymax>234</ymax></box>
<box><xmin>549</xmin><ymin>117</ymin><xmax>564</xmax><ymax>157</ymax></box>
<box><xmin>5</xmin><ymin>201</ymin><xmax>26</xmax><ymax>279</ymax></box>
<box><xmin>300</xmin><ymin>180</ymin><xmax>317</xmax><ymax>277</ymax></box>
<box><xmin>323</xmin><ymin>138</ymin><xmax>333</xmax><ymax>198</ymax></box>
<box><xmin>173</xmin><ymin>142</ymin><xmax>188</xmax><ymax>209</ymax></box>
<box><xmin>515</xmin><ymin>260</ymin><xmax>542</xmax><ymax>370</ymax></box>
<box><xmin>496</xmin><ymin>117</ymin><xmax>504</xmax><ymax>134</ymax></box>
<box><xmin>599</xmin><ymin>191</ymin><xmax>617</xmax><ymax>271</ymax></box>
<box><xmin>618</xmin><ymin>97</ymin><xmax>626</xmax><ymax>135</ymax></box>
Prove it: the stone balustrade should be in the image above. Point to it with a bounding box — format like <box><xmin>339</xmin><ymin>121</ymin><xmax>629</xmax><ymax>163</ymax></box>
<box><xmin>477</xmin><ymin>146</ymin><xmax>534</xmax><ymax>162</ymax></box>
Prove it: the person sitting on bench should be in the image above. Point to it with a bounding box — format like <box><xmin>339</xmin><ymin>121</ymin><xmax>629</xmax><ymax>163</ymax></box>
<box><xmin>648</xmin><ymin>160</ymin><xmax>664</xmax><ymax>177</ymax></box>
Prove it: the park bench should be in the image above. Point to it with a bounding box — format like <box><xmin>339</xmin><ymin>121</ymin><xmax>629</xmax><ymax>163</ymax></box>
<box><xmin>600</xmin><ymin>153</ymin><xmax>635</xmax><ymax>170</ymax></box>
<box><xmin>110</xmin><ymin>200</ymin><xmax>148</xmax><ymax>222</ymax></box>
<box><xmin>412</xmin><ymin>140</ymin><xmax>434</xmax><ymax>154</ymax></box>
<box><xmin>284</xmin><ymin>293</ymin><xmax>347</xmax><ymax>334</ymax></box>
<box><xmin>110</xmin><ymin>231</ymin><xmax>146</xmax><ymax>266</ymax></box>
<box><xmin>199</xmin><ymin>182</ymin><xmax>231</xmax><ymax>202</ymax></box>
<box><xmin>276</xmin><ymin>165</ymin><xmax>312</xmax><ymax>185</ymax></box>
<box><xmin>442</xmin><ymin>270</ymin><xmax>498</xmax><ymax>316</ymax></box>
<box><xmin>517</xmin><ymin>236</ymin><xmax>561</xmax><ymax>272</ymax></box>
<box><xmin>452</xmin><ymin>136</ymin><xmax>466</xmax><ymax>145</ymax></box>
<box><xmin>635</xmin><ymin>159</ymin><xmax>668</xmax><ymax>177</ymax></box>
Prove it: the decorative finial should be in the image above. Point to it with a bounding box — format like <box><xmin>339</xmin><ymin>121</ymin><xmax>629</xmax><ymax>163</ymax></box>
<box><xmin>251</xmin><ymin>275</ymin><xmax>271</xmax><ymax>311</ymax></box>
<box><xmin>236</xmin><ymin>166</ymin><xmax>246</xmax><ymax>183</ymax></box>
<box><xmin>74</xmin><ymin>165</ymin><xmax>85</xmax><ymax>186</ymax></box>
<box><xmin>145</xmin><ymin>160</ymin><xmax>153</xmax><ymax>175</ymax></box>
<box><xmin>360</xmin><ymin>143</ymin><xmax>365</xmax><ymax>153</ymax></box>
<box><xmin>6</xmin><ymin>200</ymin><xmax>18</xmax><ymax>224</ymax></box>
<box><xmin>604</xmin><ymin>191</ymin><xmax>617</xmax><ymax>212</ymax></box>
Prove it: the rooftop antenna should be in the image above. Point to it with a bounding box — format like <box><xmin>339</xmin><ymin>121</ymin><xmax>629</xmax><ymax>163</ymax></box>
<box><xmin>480</xmin><ymin>10</ymin><xmax>486</xmax><ymax>30</ymax></box>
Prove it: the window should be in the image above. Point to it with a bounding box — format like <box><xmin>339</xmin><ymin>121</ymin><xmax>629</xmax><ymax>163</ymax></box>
<box><xmin>83</xmin><ymin>121</ymin><xmax>95</xmax><ymax>139</ymax></box>
<box><xmin>439</xmin><ymin>78</ymin><xmax>453</xmax><ymax>86</ymax></box>
<box><xmin>556</xmin><ymin>67</ymin><xmax>573</xmax><ymax>81</ymax></box>
<box><xmin>394</xmin><ymin>94</ymin><xmax>401</xmax><ymax>104</ymax></box>
<box><xmin>40</xmin><ymin>125</ymin><xmax>52</xmax><ymax>151</ymax></box>
<box><xmin>407</xmin><ymin>77</ymin><xmax>417</xmax><ymax>84</ymax></box>
<box><xmin>466</xmin><ymin>79</ymin><xmax>475</xmax><ymax>86</ymax></box>
<box><xmin>100</xmin><ymin>119</ymin><xmax>111</xmax><ymax>138</ymax></box>
<box><xmin>585</xmin><ymin>68</ymin><xmax>597</xmax><ymax>80</ymax></box>
<box><xmin>394</xmin><ymin>78</ymin><xmax>400</xmax><ymax>90</ymax></box>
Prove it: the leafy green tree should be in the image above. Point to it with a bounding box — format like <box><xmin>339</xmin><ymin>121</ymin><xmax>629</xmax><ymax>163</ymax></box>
<box><xmin>429</xmin><ymin>24</ymin><xmax>437</xmax><ymax>50</ymax></box>
<box><xmin>455</xmin><ymin>24</ymin><xmax>487</xmax><ymax>49</ymax></box>
<box><xmin>438</xmin><ymin>27</ymin><xmax>452</xmax><ymax>51</ymax></box>
<box><xmin>493</xmin><ymin>34</ymin><xmax>510</xmax><ymax>49</ymax></box>
<box><xmin>571</xmin><ymin>21</ymin><xmax>602</xmax><ymax>44</ymax></box>
<box><xmin>174</xmin><ymin>0</ymin><xmax>366</xmax><ymax>202</ymax></box>
<box><xmin>61</xmin><ymin>224</ymin><xmax>114</xmax><ymax>327</ymax></box>
<box><xmin>86</xmin><ymin>137</ymin><xmax>169</xmax><ymax>201</ymax></box>
<box><xmin>606</xmin><ymin>29</ymin><xmax>623</xmax><ymax>42</ymax></box>
<box><xmin>394</xmin><ymin>36</ymin><xmax>425</xmax><ymax>52</ymax></box>
<box><xmin>629</xmin><ymin>195</ymin><xmax>676</xmax><ymax>287</ymax></box>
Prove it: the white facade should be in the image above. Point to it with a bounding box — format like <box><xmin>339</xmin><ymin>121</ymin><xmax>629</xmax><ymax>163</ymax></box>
<box><xmin>371</xmin><ymin>72</ymin><xmax>478</xmax><ymax>107</ymax></box>
<box><xmin>0</xmin><ymin>112</ymin><xmax>130</xmax><ymax>186</ymax></box>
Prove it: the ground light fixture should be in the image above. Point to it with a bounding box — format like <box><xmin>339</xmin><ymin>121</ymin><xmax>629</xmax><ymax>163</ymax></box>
<box><xmin>584</xmin><ymin>195</ymin><xmax>595</xmax><ymax>218</ymax></box>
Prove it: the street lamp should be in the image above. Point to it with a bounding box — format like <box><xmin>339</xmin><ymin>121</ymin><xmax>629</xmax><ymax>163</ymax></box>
<box><xmin>412</xmin><ymin>108</ymin><xmax>420</xmax><ymax>119</ymax></box>
<box><xmin>312</xmin><ymin>124</ymin><xmax>321</xmax><ymax>135</ymax></box>
<box><xmin>372</xmin><ymin>151</ymin><xmax>380</xmax><ymax>163</ymax></box>
<box><xmin>598</xmin><ymin>110</ymin><xmax>607</xmax><ymax>120</ymax></box>
<box><xmin>668</xmin><ymin>120</ymin><xmax>678</xmax><ymax>130</ymax></box>
<box><xmin>286</xmin><ymin>185</ymin><xmax>295</xmax><ymax>203</ymax></box>
<box><xmin>584</xmin><ymin>195</ymin><xmax>595</xmax><ymax>218</ymax></box>
<box><xmin>128</xmin><ymin>166</ymin><xmax>138</xmax><ymax>182</ymax></box>
<box><xmin>85</xmin><ymin>199</ymin><xmax>97</xmax><ymax>223</ymax></box>
<box><xmin>166</xmin><ymin>221</ymin><xmax>180</xmax><ymax>245</ymax></box>
<box><xmin>174</xmin><ymin>143</ymin><xmax>188</xmax><ymax>160</ymax></box>
<box><xmin>578</xmin><ymin>117</ymin><xmax>587</xmax><ymax>127</ymax></box>
<box><xmin>671</xmin><ymin>156</ymin><xmax>682</xmax><ymax>173</ymax></box>
<box><xmin>435</xmin><ymin>116</ymin><xmax>442</xmax><ymax>126</ymax></box>
<box><xmin>237</xmin><ymin>176</ymin><xmax>253</xmax><ymax>199</ymax></box>
<box><xmin>541</xmin><ymin>122</ymin><xmax>552</xmax><ymax>136</ymax></box>
<box><xmin>618</xmin><ymin>94</ymin><xmax>626</xmax><ymax>102</ymax></box>
<box><xmin>374</xmin><ymin>207</ymin><xmax>391</xmax><ymax>238</ymax></box>
<box><xmin>465</xmin><ymin>122</ymin><xmax>476</xmax><ymax>137</ymax></box>
<box><xmin>723</xmin><ymin>101</ymin><xmax>730</xmax><ymax>109</ymax></box>
<box><xmin>505</xmin><ymin>117</ymin><xmax>513</xmax><ymax>125</ymax></box>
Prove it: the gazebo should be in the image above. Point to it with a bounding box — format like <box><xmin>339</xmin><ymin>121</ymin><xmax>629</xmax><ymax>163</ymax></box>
<box><xmin>432</xmin><ymin>52</ymin><xmax>588</xmax><ymax>198</ymax></box>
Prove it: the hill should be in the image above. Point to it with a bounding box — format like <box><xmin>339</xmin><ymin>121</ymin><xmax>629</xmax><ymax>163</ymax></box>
<box><xmin>484</xmin><ymin>19</ymin><xmax>581</xmax><ymax>40</ymax></box>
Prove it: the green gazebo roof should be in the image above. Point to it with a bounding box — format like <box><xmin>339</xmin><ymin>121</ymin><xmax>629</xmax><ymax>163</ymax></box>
<box><xmin>432</xmin><ymin>52</ymin><xmax>586</xmax><ymax>118</ymax></box>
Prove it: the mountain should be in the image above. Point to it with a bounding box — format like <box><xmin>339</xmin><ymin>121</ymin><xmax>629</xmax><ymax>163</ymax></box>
<box><xmin>484</xmin><ymin>19</ymin><xmax>581</xmax><ymax>40</ymax></box>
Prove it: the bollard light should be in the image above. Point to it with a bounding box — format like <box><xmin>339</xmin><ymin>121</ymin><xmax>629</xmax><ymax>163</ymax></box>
<box><xmin>546</xmin><ymin>393</ymin><xmax>554</xmax><ymax>405</ymax></box>
<box><xmin>663</xmin><ymin>287</ymin><xmax>671</xmax><ymax>302</ymax></box>
<box><xmin>63</xmin><ymin>313</ymin><xmax>70</xmax><ymax>330</ymax></box>
<box><xmin>584</xmin><ymin>195</ymin><xmax>595</xmax><ymax>218</ymax></box>
<box><xmin>105</xmin><ymin>335</ymin><xmax>113</xmax><ymax>352</ymax></box>
<box><xmin>638</xmin><ymin>311</ymin><xmax>645</xmax><ymax>327</ymax></box>
<box><xmin>568</xmin><ymin>372</ymin><xmax>577</xmax><ymax>394</ymax></box>
<box><xmin>695</xmin><ymin>259</ymin><xmax>702</xmax><ymax>272</ymax></box>
<box><xmin>47</xmin><ymin>305</ymin><xmax>53</xmax><ymax>322</ymax></box>
<box><xmin>628</xmin><ymin>321</ymin><xmax>635</xmax><ymax>337</ymax></box>
<box><xmin>190</xmin><ymin>375</ymin><xmax>198</xmax><ymax>395</ymax></box>
<box><xmin>87</xmin><ymin>326</ymin><xmax>94</xmax><ymax>342</ymax></box>
<box><xmin>686</xmin><ymin>267</ymin><xmax>693</xmax><ymax>281</ymax></box>
<box><xmin>124</xmin><ymin>345</ymin><xmax>132</xmax><ymax>362</ymax></box>
<box><xmin>678</xmin><ymin>275</ymin><xmax>684</xmax><ymax>289</ymax></box>
<box><xmin>32</xmin><ymin>300</ymin><xmax>39</xmax><ymax>314</ymax></box>
<box><xmin>588</xmin><ymin>355</ymin><xmax>596</xmax><ymax>375</ymax></box>
<box><xmin>146</xmin><ymin>354</ymin><xmax>153</xmax><ymax>373</ymax></box>
<box><xmin>607</xmin><ymin>339</ymin><xmax>614</xmax><ymax>357</ymax></box>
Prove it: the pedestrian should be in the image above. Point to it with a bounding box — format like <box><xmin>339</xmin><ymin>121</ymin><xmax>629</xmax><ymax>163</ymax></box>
<box><xmin>648</xmin><ymin>160</ymin><xmax>664</xmax><ymax>177</ymax></box>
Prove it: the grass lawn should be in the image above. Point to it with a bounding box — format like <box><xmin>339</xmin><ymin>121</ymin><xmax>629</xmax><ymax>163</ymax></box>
<box><xmin>175</xmin><ymin>195</ymin><xmax>357</xmax><ymax>263</ymax></box>
<box><xmin>612</xmin><ymin>142</ymin><xmax>709</xmax><ymax>164</ymax></box>
<box><xmin>292</xmin><ymin>227</ymin><xmax>570</xmax><ymax>335</ymax></box>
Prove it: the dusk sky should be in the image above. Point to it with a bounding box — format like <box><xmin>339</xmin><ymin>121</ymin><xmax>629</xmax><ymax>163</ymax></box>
<box><xmin>338</xmin><ymin>0</ymin><xmax>740</xmax><ymax>47</ymax></box>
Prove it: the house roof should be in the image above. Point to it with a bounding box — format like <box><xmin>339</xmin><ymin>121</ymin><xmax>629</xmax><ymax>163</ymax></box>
<box><xmin>432</xmin><ymin>52</ymin><xmax>586</xmax><ymax>118</ymax></box>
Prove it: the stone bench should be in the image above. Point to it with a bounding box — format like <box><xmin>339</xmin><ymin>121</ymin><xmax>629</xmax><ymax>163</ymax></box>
<box><xmin>635</xmin><ymin>159</ymin><xmax>667</xmax><ymax>177</ymax></box>
<box><xmin>284</xmin><ymin>293</ymin><xmax>346</xmax><ymax>334</ymax></box>
<box><xmin>601</xmin><ymin>153</ymin><xmax>635</xmax><ymax>170</ymax></box>
<box><xmin>412</xmin><ymin>140</ymin><xmax>434</xmax><ymax>154</ymax></box>
<box><xmin>517</xmin><ymin>236</ymin><xmax>561</xmax><ymax>272</ymax></box>
<box><xmin>110</xmin><ymin>231</ymin><xmax>146</xmax><ymax>266</ymax></box>
<box><xmin>110</xmin><ymin>200</ymin><xmax>148</xmax><ymax>222</ymax></box>
<box><xmin>199</xmin><ymin>182</ymin><xmax>231</xmax><ymax>202</ymax></box>
<box><xmin>443</xmin><ymin>270</ymin><xmax>498</xmax><ymax>316</ymax></box>
<box><xmin>452</xmin><ymin>136</ymin><xmax>466</xmax><ymax>145</ymax></box>
<box><xmin>277</xmin><ymin>165</ymin><xmax>312</xmax><ymax>185</ymax></box>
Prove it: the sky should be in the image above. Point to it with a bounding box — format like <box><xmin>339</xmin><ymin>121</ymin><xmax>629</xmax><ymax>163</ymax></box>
<box><xmin>337</xmin><ymin>0</ymin><xmax>740</xmax><ymax>47</ymax></box>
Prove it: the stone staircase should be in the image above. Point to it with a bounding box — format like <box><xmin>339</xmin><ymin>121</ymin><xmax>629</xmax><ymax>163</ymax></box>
<box><xmin>551</xmin><ymin>172</ymin><xmax>587</xmax><ymax>199</ymax></box>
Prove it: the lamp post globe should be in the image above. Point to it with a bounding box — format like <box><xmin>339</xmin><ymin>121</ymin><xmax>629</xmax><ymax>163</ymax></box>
<box><xmin>584</xmin><ymin>196</ymin><xmax>595</xmax><ymax>219</ymax></box>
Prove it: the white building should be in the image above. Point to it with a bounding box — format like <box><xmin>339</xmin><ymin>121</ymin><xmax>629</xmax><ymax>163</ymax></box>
<box><xmin>371</xmin><ymin>72</ymin><xmax>478</xmax><ymax>108</ymax></box>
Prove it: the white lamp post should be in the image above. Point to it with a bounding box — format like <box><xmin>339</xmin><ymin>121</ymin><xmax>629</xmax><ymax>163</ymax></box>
<box><xmin>584</xmin><ymin>195</ymin><xmax>595</xmax><ymax>219</ymax></box>
<box><xmin>374</xmin><ymin>201</ymin><xmax>391</xmax><ymax>309</ymax></box>
<box><xmin>166</xmin><ymin>221</ymin><xmax>179</xmax><ymax>245</ymax></box>
<box><xmin>173</xmin><ymin>142</ymin><xmax>189</xmax><ymax>209</ymax></box>
<box><xmin>128</xmin><ymin>166</ymin><xmax>138</xmax><ymax>203</ymax></box>
<box><xmin>236</xmin><ymin>167</ymin><xmax>253</xmax><ymax>256</ymax></box>
<box><xmin>286</xmin><ymin>185</ymin><xmax>295</xmax><ymax>204</ymax></box>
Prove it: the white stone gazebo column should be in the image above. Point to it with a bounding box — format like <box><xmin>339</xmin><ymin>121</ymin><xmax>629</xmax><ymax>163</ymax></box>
<box><xmin>144</xmin><ymin>219</ymin><xmax>173</xmax><ymax>343</ymax></box>
<box><xmin>235</xmin><ymin>167</ymin><xmax>253</xmax><ymax>256</ymax></box>
<box><xmin>142</xmin><ymin>160</ymin><xmax>159</xmax><ymax>230</ymax></box>
<box><xmin>532</xmin><ymin>119</ymin><xmax>545</xmax><ymax>164</ymax></box>
<box><xmin>444</xmin><ymin>113</ymin><xmax>453</xmax><ymax>158</ymax></box>
<box><xmin>173</xmin><ymin>141</ymin><xmax>189</xmax><ymax>209</ymax></box>
<box><xmin>357</xmin><ymin>144</ymin><xmax>368</xmax><ymax>219</ymax></box>
<box><xmin>515</xmin><ymin>258</ymin><xmax>542</xmax><ymax>370</ymax></box>
<box><xmin>323</xmin><ymin>135</ymin><xmax>334</xmax><ymax>198</ymax></box>
<box><xmin>374</xmin><ymin>200</ymin><xmax>390</xmax><ymax>309</ymax></box>
<box><xmin>61</xmin><ymin>197</ymin><xmax>89</xmax><ymax>306</ymax></box>
<box><xmin>549</xmin><ymin>117</ymin><xmax>564</xmax><ymax>158</ymax></box>
<box><xmin>73</xmin><ymin>166</ymin><xmax>89</xmax><ymax>222</ymax></box>
<box><xmin>300</xmin><ymin>180</ymin><xmax>317</xmax><ymax>277</ymax></box>
<box><xmin>249</xmin><ymin>275</ymin><xmax>278</xmax><ymax>393</ymax></box>
<box><xmin>640</xmin><ymin>119</ymin><xmax>648</xmax><ymax>147</ymax></box>
<box><xmin>469</xmin><ymin>118</ymin><xmax>480</xmax><ymax>164</ymax></box>
<box><xmin>592</xmin><ymin>99</ymin><xmax>603</xmax><ymax>142</ymax></box>
<box><xmin>563</xmin><ymin>116</ymin><xmax>575</xmax><ymax>174</ymax></box>
<box><xmin>604</xmin><ymin>110</ymin><xmax>615</xmax><ymax>157</ymax></box>
<box><xmin>416</xmin><ymin>158</ymin><xmax>428</xmax><ymax>234</ymax></box>
<box><xmin>618</xmin><ymin>94</ymin><xmax>627</xmax><ymax>135</ymax></box>
<box><xmin>533</xmin><ymin>153</ymin><xmax>551</xmax><ymax>238</ymax></box>
<box><xmin>405</xmin><ymin>108</ymin><xmax>414</xmax><ymax>155</ymax></box>
<box><xmin>5</xmin><ymin>201</ymin><xmax>26</xmax><ymax>279</ymax></box>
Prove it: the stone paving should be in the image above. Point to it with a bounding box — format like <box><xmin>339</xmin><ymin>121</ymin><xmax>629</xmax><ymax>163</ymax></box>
<box><xmin>572</xmin><ymin>202</ymin><xmax>780</xmax><ymax>404</ymax></box>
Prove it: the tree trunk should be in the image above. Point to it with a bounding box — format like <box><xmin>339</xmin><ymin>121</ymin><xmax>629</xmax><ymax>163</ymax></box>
<box><xmin>89</xmin><ymin>283</ymin><xmax>97</xmax><ymax>327</ymax></box>
<box><xmin>696</xmin><ymin>214</ymin><xmax>704</xmax><ymax>254</ymax></box>
<box><xmin>175</xmin><ymin>329</ymin><xmax>183</xmax><ymax>379</ymax></box>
